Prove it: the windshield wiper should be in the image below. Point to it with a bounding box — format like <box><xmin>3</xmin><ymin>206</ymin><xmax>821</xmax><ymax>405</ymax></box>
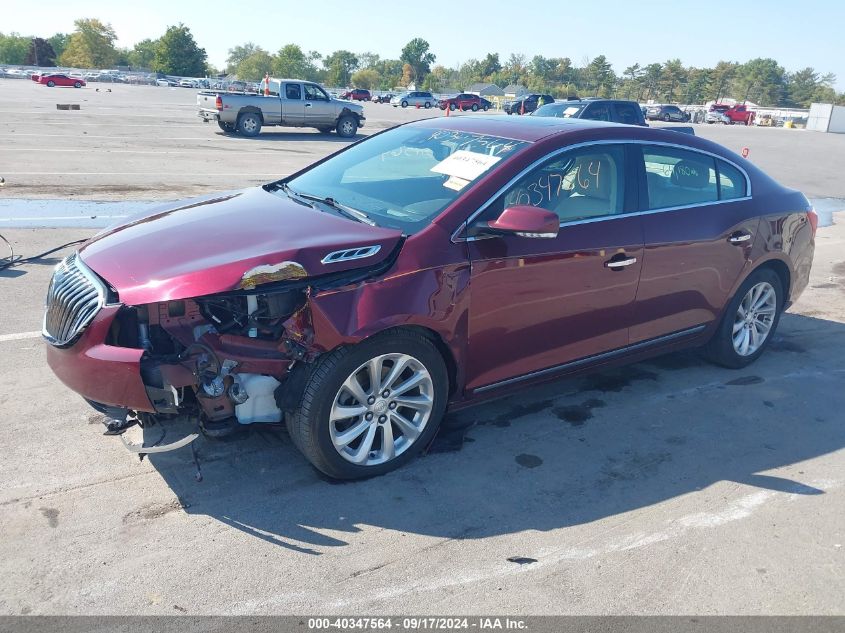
<box><xmin>280</xmin><ymin>184</ymin><xmax>375</xmax><ymax>226</ymax></box>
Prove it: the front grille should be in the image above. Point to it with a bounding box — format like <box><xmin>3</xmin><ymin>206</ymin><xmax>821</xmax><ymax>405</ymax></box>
<box><xmin>43</xmin><ymin>253</ymin><xmax>106</xmax><ymax>347</ymax></box>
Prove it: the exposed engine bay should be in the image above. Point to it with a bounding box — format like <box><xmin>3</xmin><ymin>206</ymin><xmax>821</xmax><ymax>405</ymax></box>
<box><xmin>105</xmin><ymin>285</ymin><xmax>310</xmax><ymax>442</ymax></box>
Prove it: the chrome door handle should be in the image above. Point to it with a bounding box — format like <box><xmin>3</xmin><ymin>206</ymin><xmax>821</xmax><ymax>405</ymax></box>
<box><xmin>305</xmin><ymin>103</ymin><xmax>312</xmax><ymax>107</ymax></box>
<box><xmin>605</xmin><ymin>257</ymin><xmax>637</xmax><ymax>269</ymax></box>
<box><xmin>728</xmin><ymin>232</ymin><xmax>752</xmax><ymax>243</ymax></box>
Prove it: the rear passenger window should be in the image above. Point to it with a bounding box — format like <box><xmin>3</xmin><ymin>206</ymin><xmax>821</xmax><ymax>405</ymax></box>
<box><xmin>614</xmin><ymin>103</ymin><xmax>639</xmax><ymax>125</ymax></box>
<box><xmin>718</xmin><ymin>160</ymin><xmax>747</xmax><ymax>200</ymax></box>
<box><xmin>583</xmin><ymin>103</ymin><xmax>611</xmax><ymax>121</ymax></box>
<box><xmin>285</xmin><ymin>84</ymin><xmax>301</xmax><ymax>100</ymax></box>
<box><xmin>643</xmin><ymin>147</ymin><xmax>717</xmax><ymax>209</ymax></box>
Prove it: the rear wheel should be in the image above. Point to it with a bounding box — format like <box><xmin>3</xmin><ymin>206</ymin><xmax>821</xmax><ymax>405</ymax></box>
<box><xmin>424</xmin><ymin>101</ymin><xmax>431</xmax><ymax>108</ymax></box>
<box><xmin>237</xmin><ymin>112</ymin><xmax>262</xmax><ymax>137</ymax></box>
<box><xmin>217</xmin><ymin>120</ymin><xmax>235</xmax><ymax>134</ymax></box>
<box><xmin>336</xmin><ymin>115</ymin><xmax>358</xmax><ymax>138</ymax></box>
<box><xmin>286</xmin><ymin>330</ymin><xmax>448</xmax><ymax>479</ymax></box>
<box><xmin>704</xmin><ymin>268</ymin><xmax>783</xmax><ymax>368</ymax></box>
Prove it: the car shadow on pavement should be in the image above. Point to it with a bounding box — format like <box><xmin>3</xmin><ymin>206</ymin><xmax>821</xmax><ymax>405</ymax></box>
<box><xmin>145</xmin><ymin>313</ymin><xmax>845</xmax><ymax>555</ymax></box>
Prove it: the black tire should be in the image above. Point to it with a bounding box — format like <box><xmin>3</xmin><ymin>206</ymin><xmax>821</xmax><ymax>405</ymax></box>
<box><xmin>424</xmin><ymin>101</ymin><xmax>431</xmax><ymax>109</ymax></box>
<box><xmin>286</xmin><ymin>329</ymin><xmax>449</xmax><ymax>479</ymax></box>
<box><xmin>449</xmin><ymin>103</ymin><xmax>456</xmax><ymax>111</ymax></box>
<box><xmin>663</xmin><ymin>113</ymin><xmax>671</xmax><ymax>122</ymax></box>
<box><xmin>703</xmin><ymin>268</ymin><xmax>783</xmax><ymax>369</ymax></box>
<box><xmin>471</xmin><ymin>104</ymin><xmax>479</xmax><ymax>111</ymax></box>
<box><xmin>74</xmin><ymin>82</ymin><xmax>82</xmax><ymax>89</ymax></box>
<box><xmin>483</xmin><ymin>105</ymin><xmax>489</xmax><ymax>111</ymax></box>
<box><xmin>237</xmin><ymin>112</ymin><xmax>262</xmax><ymax>137</ymax></box>
<box><xmin>46</xmin><ymin>81</ymin><xmax>55</xmax><ymax>87</ymax></box>
<box><xmin>336</xmin><ymin>115</ymin><xmax>358</xmax><ymax>138</ymax></box>
<box><xmin>217</xmin><ymin>120</ymin><xmax>235</xmax><ymax>134</ymax></box>
<box><xmin>401</xmin><ymin>100</ymin><xmax>408</xmax><ymax>108</ymax></box>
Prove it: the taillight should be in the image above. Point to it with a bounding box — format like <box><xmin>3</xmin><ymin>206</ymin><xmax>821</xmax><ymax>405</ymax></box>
<box><xmin>807</xmin><ymin>207</ymin><xmax>818</xmax><ymax>238</ymax></box>
<box><xmin>215</xmin><ymin>95</ymin><xmax>223</xmax><ymax>110</ymax></box>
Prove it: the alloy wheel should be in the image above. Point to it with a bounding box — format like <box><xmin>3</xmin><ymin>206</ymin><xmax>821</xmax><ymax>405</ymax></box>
<box><xmin>732</xmin><ymin>281</ymin><xmax>777</xmax><ymax>356</ymax></box>
<box><xmin>329</xmin><ymin>353</ymin><xmax>434</xmax><ymax>466</ymax></box>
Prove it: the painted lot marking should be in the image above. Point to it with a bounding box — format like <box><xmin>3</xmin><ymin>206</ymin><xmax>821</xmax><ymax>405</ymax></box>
<box><xmin>0</xmin><ymin>331</ymin><xmax>42</xmax><ymax>343</ymax></box>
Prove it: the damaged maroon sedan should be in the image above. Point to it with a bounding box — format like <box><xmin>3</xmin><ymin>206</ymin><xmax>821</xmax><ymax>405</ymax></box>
<box><xmin>44</xmin><ymin>117</ymin><xmax>816</xmax><ymax>479</ymax></box>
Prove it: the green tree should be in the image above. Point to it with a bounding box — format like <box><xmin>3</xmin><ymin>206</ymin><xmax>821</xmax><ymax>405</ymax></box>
<box><xmin>47</xmin><ymin>33</ymin><xmax>69</xmax><ymax>60</ymax></box>
<box><xmin>479</xmin><ymin>53</ymin><xmax>501</xmax><ymax>79</ymax></box>
<box><xmin>153</xmin><ymin>24</ymin><xmax>207</xmax><ymax>76</ymax></box>
<box><xmin>642</xmin><ymin>63</ymin><xmax>662</xmax><ymax>100</ymax></box>
<box><xmin>0</xmin><ymin>33</ymin><xmax>31</xmax><ymax>65</ymax></box>
<box><xmin>732</xmin><ymin>58</ymin><xmax>784</xmax><ymax>105</ymax></box>
<box><xmin>400</xmin><ymin>38</ymin><xmax>435</xmax><ymax>85</ymax></box>
<box><xmin>358</xmin><ymin>51</ymin><xmax>380</xmax><ymax>69</ymax></box>
<box><xmin>127</xmin><ymin>38</ymin><xmax>157</xmax><ymax>69</ymax></box>
<box><xmin>372</xmin><ymin>58</ymin><xmax>403</xmax><ymax>88</ymax></box>
<box><xmin>585</xmin><ymin>55</ymin><xmax>614</xmax><ymax>96</ymax></box>
<box><xmin>24</xmin><ymin>38</ymin><xmax>57</xmax><ymax>66</ymax></box>
<box><xmin>324</xmin><ymin>50</ymin><xmax>358</xmax><ymax>87</ymax></box>
<box><xmin>59</xmin><ymin>18</ymin><xmax>118</xmax><ymax>68</ymax></box>
<box><xmin>235</xmin><ymin>49</ymin><xmax>273</xmax><ymax>81</ymax></box>
<box><xmin>226</xmin><ymin>42</ymin><xmax>260</xmax><ymax>73</ymax></box>
<box><xmin>272</xmin><ymin>44</ymin><xmax>320</xmax><ymax>80</ymax></box>
<box><xmin>659</xmin><ymin>58</ymin><xmax>686</xmax><ymax>101</ymax></box>
<box><xmin>351</xmin><ymin>68</ymin><xmax>380</xmax><ymax>89</ymax></box>
<box><xmin>400</xmin><ymin>62</ymin><xmax>415</xmax><ymax>87</ymax></box>
<box><xmin>707</xmin><ymin>61</ymin><xmax>737</xmax><ymax>102</ymax></box>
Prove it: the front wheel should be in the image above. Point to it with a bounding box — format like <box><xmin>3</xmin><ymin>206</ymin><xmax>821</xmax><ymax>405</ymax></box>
<box><xmin>704</xmin><ymin>268</ymin><xmax>783</xmax><ymax>368</ymax></box>
<box><xmin>237</xmin><ymin>112</ymin><xmax>262</xmax><ymax>137</ymax></box>
<box><xmin>401</xmin><ymin>100</ymin><xmax>408</xmax><ymax>108</ymax></box>
<box><xmin>286</xmin><ymin>330</ymin><xmax>449</xmax><ymax>479</ymax></box>
<box><xmin>424</xmin><ymin>101</ymin><xmax>431</xmax><ymax>109</ymax></box>
<box><xmin>336</xmin><ymin>115</ymin><xmax>358</xmax><ymax>138</ymax></box>
<box><xmin>663</xmin><ymin>113</ymin><xmax>671</xmax><ymax>122</ymax></box>
<box><xmin>471</xmin><ymin>104</ymin><xmax>479</xmax><ymax>111</ymax></box>
<box><xmin>73</xmin><ymin>82</ymin><xmax>82</xmax><ymax>89</ymax></box>
<box><xmin>46</xmin><ymin>81</ymin><xmax>55</xmax><ymax>87</ymax></box>
<box><xmin>483</xmin><ymin>105</ymin><xmax>489</xmax><ymax>111</ymax></box>
<box><xmin>449</xmin><ymin>103</ymin><xmax>456</xmax><ymax>111</ymax></box>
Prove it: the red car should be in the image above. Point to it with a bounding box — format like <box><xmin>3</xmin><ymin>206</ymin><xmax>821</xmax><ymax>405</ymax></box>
<box><xmin>44</xmin><ymin>117</ymin><xmax>816</xmax><ymax>479</ymax></box>
<box><xmin>439</xmin><ymin>93</ymin><xmax>492</xmax><ymax>112</ymax></box>
<box><xmin>721</xmin><ymin>104</ymin><xmax>756</xmax><ymax>125</ymax></box>
<box><xmin>340</xmin><ymin>88</ymin><xmax>371</xmax><ymax>101</ymax></box>
<box><xmin>38</xmin><ymin>73</ymin><xmax>86</xmax><ymax>88</ymax></box>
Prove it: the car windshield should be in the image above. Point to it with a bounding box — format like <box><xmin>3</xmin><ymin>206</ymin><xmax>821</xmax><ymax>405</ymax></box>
<box><xmin>533</xmin><ymin>102</ymin><xmax>587</xmax><ymax>118</ymax></box>
<box><xmin>281</xmin><ymin>126</ymin><xmax>529</xmax><ymax>234</ymax></box>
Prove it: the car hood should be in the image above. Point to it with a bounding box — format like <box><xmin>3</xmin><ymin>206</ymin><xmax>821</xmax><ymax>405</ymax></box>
<box><xmin>79</xmin><ymin>187</ymin><xmax>403</xmax><ymax>305</ymax></box>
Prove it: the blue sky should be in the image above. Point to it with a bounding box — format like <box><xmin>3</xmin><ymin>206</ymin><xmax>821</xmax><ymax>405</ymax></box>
<box><xmin>4</xmin><ymin>0</ymin><xmax>843</xmax><ymax>89</ymax></box>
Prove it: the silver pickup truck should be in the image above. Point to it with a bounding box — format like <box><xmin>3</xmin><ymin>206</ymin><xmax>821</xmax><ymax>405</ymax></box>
<box><xmin>197</xmin><ymin>78</ymin><xmax>365</xmax><ymax>138</ymax></box>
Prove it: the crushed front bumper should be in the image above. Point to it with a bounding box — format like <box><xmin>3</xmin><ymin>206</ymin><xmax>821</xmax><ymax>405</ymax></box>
<box><xmin>45</xmin><ymin>305</ymin><xmax>155</xmax><ymax>412</ymax></box>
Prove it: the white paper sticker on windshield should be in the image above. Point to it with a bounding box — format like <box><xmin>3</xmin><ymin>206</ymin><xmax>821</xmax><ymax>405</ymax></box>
<box><xmin>431</xmin><ymin>150</ymin><xmax>501</xmax><ymax>181</ymax></box>
<box><xmin>563</xmin><ymin>106</ymin><xmax>579</xmax><ymax>117</ymax></box>
<box><xmin>443</xmin><ymin>175</ymin><xmax>470</xmax><ymax>191</ymax></box>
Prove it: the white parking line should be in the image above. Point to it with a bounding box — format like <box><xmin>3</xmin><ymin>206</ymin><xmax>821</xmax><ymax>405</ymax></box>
<box><xmin>0</xmin><ymin>331</ymin><xmax>42</xmax><ymax>343</ymax></box>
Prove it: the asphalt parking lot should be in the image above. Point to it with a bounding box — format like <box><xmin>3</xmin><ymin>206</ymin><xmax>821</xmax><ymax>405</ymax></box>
<box><xmin>0</xmin><ymin>79</ymin><xmax>844</xmax><ymax>615</ymax></box>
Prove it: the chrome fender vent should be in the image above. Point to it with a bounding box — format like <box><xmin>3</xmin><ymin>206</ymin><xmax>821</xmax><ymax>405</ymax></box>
<box><xmin>320</xmin><ymin>245</ymin><xmax>381</xmax><ymax>265</ymax></box>
<box><xmin>43</xmin><ymin>253</ymin><xmax>106</xmax><ymax>348</ymax></box>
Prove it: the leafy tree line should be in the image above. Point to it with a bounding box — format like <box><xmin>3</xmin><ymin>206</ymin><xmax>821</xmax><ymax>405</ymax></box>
<box><xmin>225</xmin><ymin>43</ymin><xmax>840</xmax><ymax>108</ymax></box>
<box><xmin>0</xmin><ymin>19</ymin><xmax>209</xmax><ymax>77</ymax></box>
<box><xmin>3</xmin><ymin>23</ymin><xmax>843</xmax><ymax>107</ymax></box>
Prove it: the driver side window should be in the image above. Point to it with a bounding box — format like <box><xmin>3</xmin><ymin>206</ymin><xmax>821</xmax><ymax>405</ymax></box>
<box><xmin>285</xmin><ymin>83</ymin><xmax>302</xmax><ymax>100</ymax></box>
<box><xmin>487</xmin><ymin>145</ymin><xmax>626</xmax><ymax>224</ymax></box>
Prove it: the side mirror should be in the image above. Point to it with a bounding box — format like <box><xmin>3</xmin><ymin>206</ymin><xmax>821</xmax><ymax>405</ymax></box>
<box><xmin>484</xmin><ymin>206</ymin><xmax>559</xmax><ymax>239</ymax></box>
